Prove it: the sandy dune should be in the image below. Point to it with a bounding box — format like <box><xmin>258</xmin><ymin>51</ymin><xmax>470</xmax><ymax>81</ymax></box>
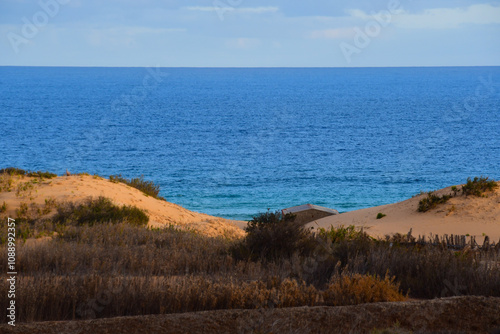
<box><xmin>0</xmin><ymin>174</ymin><xmax>245</xmax><ymax>238</ymax></box>
<box><xmin>306</xmin><ymin>182</ymin><xmax>500</xmax><ymax>242</ymax></box>
<box><xmin>3</xmin><ymin>173</ymin><xmax>499</xmax><ymax>241</ymax></box>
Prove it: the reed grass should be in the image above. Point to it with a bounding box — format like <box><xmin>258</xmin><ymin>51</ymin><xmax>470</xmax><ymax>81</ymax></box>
<box><xmin>0</xmin><ymin>221</ymin><xmax>498</xmax><ymax>323</ymax></box>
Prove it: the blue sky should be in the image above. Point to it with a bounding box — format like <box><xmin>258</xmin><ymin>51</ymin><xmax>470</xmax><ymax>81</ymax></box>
<box><xmin>1</xmin><ymin>0</ymin><xmax>499</xmax><ymax>67</ymax></box>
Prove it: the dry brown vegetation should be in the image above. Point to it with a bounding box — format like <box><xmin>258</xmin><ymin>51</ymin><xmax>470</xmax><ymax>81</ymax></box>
<box><xmin>0</xmin><ymin>171</ymin><xmax>499</xmax><ymax>330</ymax></box>
<box><xmin>0</xmin><ymin>221</ymin><xmax>405</xmax><ymax>322</ymax></box>
<box><xmin>0</xmin><ymin>213</ymin><xmax>499</xmax><ymax>324</ymax></box>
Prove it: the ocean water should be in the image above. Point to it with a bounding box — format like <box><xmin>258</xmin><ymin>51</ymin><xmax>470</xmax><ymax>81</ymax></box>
<box><xmin>0</xmin><ymin>66</ymin><xmax>499</xmax><ymax>220</ymax></box>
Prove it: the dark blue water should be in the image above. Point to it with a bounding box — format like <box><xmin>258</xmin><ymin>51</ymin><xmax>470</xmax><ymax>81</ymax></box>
<box><xmin>1</xmin><ymin>67</ymin><xmax>499</xmax><ymax>219</ymax></box>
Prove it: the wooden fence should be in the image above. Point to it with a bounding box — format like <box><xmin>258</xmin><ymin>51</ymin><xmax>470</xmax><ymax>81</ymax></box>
<box><xmin>390</xmin><ymin>228</ymin><xmax>499</xmax><ymax>251</ymax></box>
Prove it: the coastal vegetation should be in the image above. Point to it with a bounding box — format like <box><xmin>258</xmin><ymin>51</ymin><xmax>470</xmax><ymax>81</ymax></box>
<box><xmin>1</xmin><ymin>196</ymin><xmax>148</xmax><ymax>243</ymax></box>
<box><xmin>0</xmin><ymin>170</ymin><xmax>499</xmax><ymax>324</ymax></box>
<box><xmin>52</xmin><ymin>196</ymin><xmax>149</xmax><ymax>227</ymax></box>
<box><xmin>417</xmin><ymin>176</ymin><xmax>497</xmax><ymax>212</ymax></box>
<box><xmin>0</xmin><ymin>167</ymin><xmax>57</xmax><ymax>179</ymax></box>
<box><xmin>417</xmin><ymin>192</ymin><xmax>451</xmax><ymax>212</ymax></box>
<box><xmin>109</xmin><ymin>174</ymin><xmax>165</xmax><ymax>200</ymax></box>
<box><xmin>1</xmin><ymin>207</ymin><xmax>498</xmax><ymax>323</ymax></box>
<box><xmin>461</xmin><ymin>176</ymin><xmax>498</xmax><ymax>197</ymax></box>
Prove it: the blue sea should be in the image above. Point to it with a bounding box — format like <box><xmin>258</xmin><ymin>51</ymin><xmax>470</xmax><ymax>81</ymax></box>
<box><xmin>0</xmin><ymin>67</ymin><xmax>499</xmax><ymax>220</ymax></box>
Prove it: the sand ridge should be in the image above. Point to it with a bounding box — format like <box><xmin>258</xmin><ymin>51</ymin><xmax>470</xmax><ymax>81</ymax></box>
<box><xmin>0</xmin><ymin>174</ymin><xmax>245</xmax><ymax>238</ymax></box>
<box><xmin>2</xmin><ymin>173</ymin><xmax>499</xmax><ymax>241</ymax></box>
<box><xmin>306</xmin><ymin>182</ymin><xmax>500</xmax><ymax>242</ymax></box>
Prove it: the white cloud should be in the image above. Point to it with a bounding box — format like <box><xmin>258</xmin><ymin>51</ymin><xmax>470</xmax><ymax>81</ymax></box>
<box><xmin>347</xmin><ymin>4</ymin><xmax>500</xmax><ymax>29</ymax></box>
<box><xmin>185</xmin><ymin>6</ymin><xmax>279</xmax><ymax>14</ymax></box>
<box><xmin>397</xmin><ymin>4</ymin><xmax>500</xmax><ymax>29</ymax></box>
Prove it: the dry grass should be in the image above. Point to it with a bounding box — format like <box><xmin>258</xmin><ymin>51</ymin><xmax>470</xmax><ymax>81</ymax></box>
<box><xmin>0</xmin><ymin>215</ymin><xmax>498</xmax><ymax>323</ymax></box>
<box><xmin>324</xmin><ymin>273</ymin><xmax>406</xmax><ymax>305</ymax></box>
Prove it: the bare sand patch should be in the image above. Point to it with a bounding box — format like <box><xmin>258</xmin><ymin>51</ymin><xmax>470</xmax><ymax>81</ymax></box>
<box><xmin>306</xmin><ymin>182</ymin><xmax>500</xmax><ymax>242</ymax></box>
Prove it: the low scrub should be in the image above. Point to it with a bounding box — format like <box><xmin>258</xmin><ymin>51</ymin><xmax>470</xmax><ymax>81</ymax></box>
<box><xmin>418</xmin><ymin>176</ymin><xmax>498</xmax><ymax>212</ymax></box>
<box><xmin>1</xmin><ymin>187</ymin><xmax>499</xmax><ymax>324</ymax></box>
<box><xmin>0</xmin><ymin>220</ymin><xmax>498</xmax><ymax>323</ymax></box>
<box><xmin>233</xmin><ymin>210</ymin><xmax>316</xmax><ymax>261</ymax></box>
<box><xmin>323</xmin><ymin>273</ymin><xmax>406</xmax><ymax>305</ymax></box>
<box><xmin>53</xmin><ymin>196</ymin><xmax>149</xmax><ymax>227</ymax></box>
<box><xmin>0</xmin><ymin>197</ymin><xmax>149</xmax><ymax>243</ymax></box>
<box><xmin>0</xmin><ymin>167</ymin><xmax>28</xmax><ymax>176</ymax></box>
<box><xmin>0</xmin><ymin>167</ymin><xmax>56</xmax><ymax>178</ymax></box>
<box><xmin>461</xmin><ymin>176</ymin><xmax>498</xmax><ymax>197</ymax></box>
<box><xmin>417</xmin><ymin>192</ymin><xmax>451</xmax><ymax>212</ymax></box>
<box><xmin>317</xmin><ymin>225</ymin><xmax>371</xmax><ymax>243</ymax></box>
<box><xmin>109</xmin><ymin>174</ymin><xmax>165</xmax><ymax>200</ymax></box>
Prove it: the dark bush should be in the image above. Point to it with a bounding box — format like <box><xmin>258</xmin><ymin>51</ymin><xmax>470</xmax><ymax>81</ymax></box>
<box><xmin>0</xmin><ymin>167</ymin><xmax>27</xmax><ymax>175</ymax></box>
<box><xmin>234</xmin><ymin>210</ymin><xmax>315</xmax><ymax>261</ymax></box>
<box><xmin>0</xmin><ymin>167</ymin><xmax>57</xmax><ymax>179</ymax></box>
<box><xmin>417</xmin><ymin>192</ymin><xmax>451</xmax><ymax>212</ymax></box>
<box><xmin>26</xmin><ymin>171</ymin><xmax>57</xmax><ymax>178</ymax></box>
<box><xmin>461</xmin><ymin>176</ymin><xmax>498</xmax><ymax>197</ymax></box>
<box><xmin>109</xmin><ymin>174</ymin><xmax>164</xmax><ymax>200</ymax></box>
<box><xmin>52</xmin><ymin>196</ymin><xmax>149</xmax><ymax>227</ymax></box>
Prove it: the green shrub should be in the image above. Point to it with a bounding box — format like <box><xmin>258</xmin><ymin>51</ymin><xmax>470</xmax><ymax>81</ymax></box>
<box><xmin>417</xmin><ymin>192</ymin><xmax>451</xmax><ymax>212</ymax></box>
<box><xmin>0</xmin><ymin>167</ymin><xmax>27</xmax><ymax>175</ymax></box>
<box><xmin>234</xmin><ymin>210</ymin><xmax>315</xmax><ymax>261</ymax></box>
<box><xmin>317</xmin><ymin>225</ymin><xmax>370</xmax><ymax>243</ymax></box>
<box><xmin>52</xmin><ymin>196</ymin><xmax>149</xmax><ymax>227</ymax></box>
<box><xmin>0</xmin><ymin>167</ymin><xmax>56</xmax><ymax>179</ymax></box>
<box><xmin>109</xmin><ymin>174</ymin><xmax>165</xmax><ymax>200</ymax></box>
<box><xmin>15</xmin><ymin>202</ymin><xmax>29</xmax><ymax>218</ymax></box>
<box><xmin>461</xmin><ymin>176</ymin><xmax>497</xmax><ymax>197</ymax></box>
<box><xmin>376</xmin><ymin>213</ymin><xmax>386</xmax><ymax>219</ymax></box>
<box><xmin>417</xmin><ymin>177</ymin><xmax>497</xmax><ymax>212</ymax></box>
<box><xmin>26</xmin><ymin>171</ymin><xmax>57</xmax><ymax>178</ymax></box>
<box><xmin>0</xmin><ymin>201</ymin><xmax>6</xmax><ymax>213</ymax></box>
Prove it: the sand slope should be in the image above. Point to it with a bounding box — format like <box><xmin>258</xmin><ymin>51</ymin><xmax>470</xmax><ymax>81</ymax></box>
<box><xmin>3</xmin><ymin>173</ymin><xmax>499</xmax><ymax>241</ymax></box>
<box><xmin>0</xmin><ymin>174</ymin><xmax>245</xmax><ymax>238</ymax></box>
<box><xmin>306</xmin><ymin>182</ymin><xmax>500</xmax><ymax>242</ymax></box>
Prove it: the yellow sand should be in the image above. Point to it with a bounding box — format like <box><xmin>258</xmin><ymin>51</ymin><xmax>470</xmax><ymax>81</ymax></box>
<box><xmin>2</xmin><ymin>174</ymin><xmax>499</xmax><ymax>242</ymax></box>
<box><xmin>306</xmin><ymin>182</ymin><xmax>500</xmax><ymax>242</ymax></box>
<box><xmin>0</xmin><ymin>174</ymin><xmax>245</xmax><ymax>238</ymax></box>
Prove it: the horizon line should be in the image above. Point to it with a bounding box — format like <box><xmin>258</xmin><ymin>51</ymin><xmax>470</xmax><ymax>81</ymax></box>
<box><xmin>1</xmin><ymin>65</ymin><xmax>500</xmax><ymax>69</ymax></box>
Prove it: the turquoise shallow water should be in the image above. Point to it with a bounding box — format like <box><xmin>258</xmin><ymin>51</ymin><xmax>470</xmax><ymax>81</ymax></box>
<box><xmin>0</xmin><ymin>66</ymin><xmax>499</xmax><ymax>219</ymax></box>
